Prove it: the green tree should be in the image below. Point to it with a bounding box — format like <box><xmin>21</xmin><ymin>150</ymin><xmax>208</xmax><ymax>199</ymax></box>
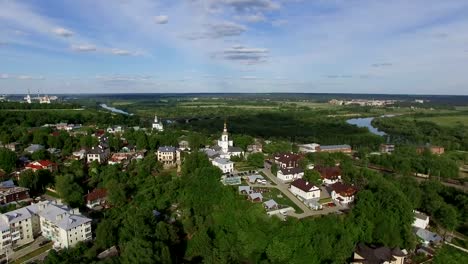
<box><xmin>0</xmin><ymin>148</ymin><xmax>17</xmax><ymax>173</ymax></box>
<box><xmin>247</xmin><ymin>152</ymin><xmax>264</xmax><ymax>168</ymax></box>
<box><xmin>55</xmin><ymin>174</ymin><xmax>84</xmax><ymax>207</ymax></box>
<box><xmin>303</xmin><ymin>169</ymin><xmax>322</xmax><ymax>185</ymax></box>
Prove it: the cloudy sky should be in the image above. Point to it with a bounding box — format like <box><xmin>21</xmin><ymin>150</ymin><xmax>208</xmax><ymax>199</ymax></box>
<box><xmin>1</xmin><ymin>0</ymin><xmax>468</xmax><ymax>94</ymax></box>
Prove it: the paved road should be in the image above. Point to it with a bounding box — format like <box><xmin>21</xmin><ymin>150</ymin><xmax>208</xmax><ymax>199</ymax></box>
<box><xmin>260</xmin><ymin>169</ymin><xmax>341</xmax><ymax>219</ymax></box>
<box><xmin>9</xmin><ymin>236</ymin><xmax>48</xmax><ymax>261</ymax></box>
<box><xmin>24</xmin><ymin>249</ymin><xmax>51</xmax><ymax>263</ymax></box>
<box><xmin>446</xmin><ymin>242</ymin><xmax>468</xmax><ymax>253</ymax></box>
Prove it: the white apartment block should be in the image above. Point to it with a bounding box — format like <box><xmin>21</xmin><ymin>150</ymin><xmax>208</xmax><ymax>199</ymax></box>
<box><xmin>0</xmin><ymin>201</ymin><xmax>91</xmax><ymax>255</ymax></box>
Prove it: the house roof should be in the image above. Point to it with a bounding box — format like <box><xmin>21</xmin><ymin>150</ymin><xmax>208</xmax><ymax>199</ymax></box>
<box><xmin>25</xmin><ymin>160</ymin><xmax>55</xmax><ymax>170</ymax></box>
<box><xmin>415</xmin><ymin>228</ymin><xmax>442</xmax><ymax>243</ymax></box>
<box><xmin>274</xmin><ymin>153</ymin><xmax>302</xmax><ymax>164</ymax></box>
<box><xmin>24</xmin><ymin>144</ymin><xmax>44</xmax><ymax>153</ymax></box>
<box><xmin>280</xmin><ymin>167</ymin><xmax>304</xmax><ymax>175</ymax></box>
<box><xmin>315</xmin><ymin>166</ymin><xmax>342</xmax><ymax>179</ymax></box>
<box><xmin>291</xmin><ymin>179</ymin><xmax>319</xmax><ymax>192</ymax></box>
<box><xmin>86</xmin><ymin>188</ymin><xmax>107</xmax><ymax>202</ymax></box>
<box><xmin>213</xmin><ymin>158</ymin><xmax>233</xmax><ymax>165</ymax></box>
<box><xmin>158</xmin><ymin>146</ymin><xmax>176</xmax><ymax>152</ymax></box>
<box><xmin>249</xmin><ymin>192</ymin><xmax>263</xmax><ymax>200</ymax></box>
<box><xmin>320</xmin><ymin>144</ymin><xmax>351</xmax><ymax>150</ymax></box>
<box><xmin>414</xmin><ymin>211</ymin><xmax>429</xmax><ymax>221</ymax></box>
<box><xmin>238</xmin><ymin>186</ymin><xmax>251</xmax><ymax>193</ymax></box>
<box><xmin>228</xmin><ymin>146</ymin><xmax>243</xmax><ymax>153</ymax></box>
<box><xmin>247</xmin><ymin>174</ymin><xmax>264</xmax><ymax>182</ymax></box>
<box><xmin>0</xmin><ymin>180</ymin><xmax>15</xmax><ymax>188</ymax></box>
<box><xmin>264</xmin><ymin>199</ymin><xmax>278</xmax><ymax>209</ymax></box>
<box><xmin>354</xmin><ymin>243</ymin><xmax>406</xmax><ymax>264</ymax></box>
<box><xmin>330</xmin><ymin>182</ymin><xmax>357</xmax><ymax>197</ymax></box>
<box><xmin>88</xmin><ymin>146</ymin><xmax>107</xmax><ymax>155</ymax></box>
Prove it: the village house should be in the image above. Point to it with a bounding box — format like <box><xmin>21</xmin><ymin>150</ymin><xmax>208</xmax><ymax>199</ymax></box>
<box><xmin>273</xmin><ymin>152</ymin><xmax>303</xmax><ymax>169</ymax></box>
<box><xmin>87</xmin><ymin>146</ymin><xmax>110</xmax><ymax>164</ymax></box>
<box><xmin>263</xmin><ymin>199</ymin><xmax>279</xmax><ymax>211</ymax></box>
<box><xmin>416</xmin><ymin>145</ymin><xmax>445</xmax><ymax>155</ymax></box>
<box><xmin>85</xmin><ymin>188</ymin><xmax>108</xmax><ymax>209</ymax></box>
<box><xmin>238</xmin><ymin>186</ymin><xmax>252</xmax><ymax>195</ymax></box>
<box><xmin>380</xmin><ymin>144</ymin><xmax>395</xmax><ymax>153</ymax></box>
<box><xmin>0</xmin><ymin>142</ymin><xmax>20</xmax><ymax>152</ymax></box>
<box><xmin>329</xmin><ymin>182</ymin><xmax>357</xmax><ymax>205</ymax></box>
<box><xmin>25</xmin><ymin>160</ymin><xmax>57</xmax><ymax>172</ymax></box>
<box><xmin>247</xmin><ymin>175</ymin><xmax>266</xmax><ymax>184</ymax></box>
<box><xmin>351</xmin><ymin>243</ymin><xmax>407</xmax><ymax>264</ymax></box>
<box><xmin>178</xmin><ymin>140</ymin><xmax>190</xmax><ymax>151</ymax></box>
<box><xmin>108</xmin><ymin>153</ymin><xmax>133</xmax><ymax>165</ymax></box>
<box><xmin>247</xmin><ymin>139</ymin><xmax>263</xmax><ymax>153</ymax></box>
<box><xmin>412</xmin><ymin>211</ymin><xmax>430</xmax><ymax>230</ymax></box>
<box><xmin>157</xmin><ymin>146</ymin><xmax>180</xmax><ymax>166</ymax></box>
<box><xmin>414</xmin><ymin>228</ymin><xmax>442</xmax><ymax>246</ymax></box>
<box><xmin>72</xmin><ymin>149</ymin><xmax>87</xmax><ymax>160</ymax></box>
<box><xmin>0</xmin><ymin>180</ymin><xmax>30</xmax><ymax>205</ymax></box>
<box><xmin>0</xmin><ymin>200</ymin><xmax>92</xmax><ymax>255</ymax></box>
<box><xmin>212</xmin><ymin>157</ymin><xmax>234</xmax><ymax>174</ymax></box>
<box><xmin>106</xmin><ymin>126</ymin><xmax>124</xmax><ymax>134</ymax></box>
<box><xmin>248</xmin><ymin>192</ymin><xmax>263</xmax><ymax>203</ymax></box>
<box><xmin>277</xmin><ymin>167</ymin><xmax>304</xmax><ymax>182</ymax></box>
<box><xmin>315</xmin><ymin>166</ymin><xmax>342</xmax><ymax>185</ymax></box>
<box><xmin>290</xmin><ymin>178</ymin><xmax>321</xmax><ymax>200</ymax></box>
<box><xmin>319</xmin><ymin>144</ymin><xmax>352</xmax><ymax>154</ymax></box>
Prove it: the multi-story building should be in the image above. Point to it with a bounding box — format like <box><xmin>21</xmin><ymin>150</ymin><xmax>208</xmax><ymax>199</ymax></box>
<box><xmin>0</xmin><ymin>201</ymin><xmax>91</xmax><ymax>255</ymax></box>
<box><xmin>157</xmin><ymin>146</ymin><xmax>180</xmax><ymax>166</ymax></box>
<box><xmin>212</xmin><ymin>158</ymin><xmax>234</xmax><ymax>174</ymax></box>
<box><xmin>87</xmin><ymin>146</ymin><xmax>110</xmax><ymax>164</ymax></box>
<box><xmin>380</xmin><ymin>144</ymin><xmax>395</xmax><ymax>153</ymax></box>
<box><xmin>273</xmin><ymin>153</ymin><xmax>303</xmax><ymax>169</ymax></box>
<box><xmin>0</xmin><ymin>180</ymin><xmax>30</xmax><ymax>205</ymax></box>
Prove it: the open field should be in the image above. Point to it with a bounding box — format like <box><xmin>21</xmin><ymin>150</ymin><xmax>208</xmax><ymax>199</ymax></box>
<box><xmin>413</xmin><ymin>115</ymin><xmax>468</xmax><ymax>127</ymax></box>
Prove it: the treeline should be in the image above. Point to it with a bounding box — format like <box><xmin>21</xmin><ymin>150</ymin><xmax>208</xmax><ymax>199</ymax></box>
<box><xmin>0</xmin><ymin>110</ymin><xmax>141</xmax><ymax>129</ymax></box>
<box><xmin>176</xmin><ymin>113</ymin><xmax>384</xmax><ymax>150</ymax></box>
<box><xmin>368</xmin><ymin>147</ymin><xmax>460</xmax><ymax>178</ymax></box>
<box><xmin>372</xmin><ymin>117</ymin><xmax>468</xmax><ymax>150</ymax></box>
<box><xmin>43</xmin><ymin>152</ymin><xmax>420</xmax><ymax>263</ymax></box>
<box><xmin>0</xmin><ymin>102</ymin><xmax>81</xmax><ymax>109</ymax></box>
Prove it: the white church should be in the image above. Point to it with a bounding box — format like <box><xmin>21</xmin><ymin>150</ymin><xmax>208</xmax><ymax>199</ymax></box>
<box><xmin>152</xmin><ymin>115</ymin><xmax>164</xmax><ymax>131</ymax></box>
<box><xmin>203</xmin><ymin>121</ymin><xmax>244</xmax><ymax>159</ymax></box>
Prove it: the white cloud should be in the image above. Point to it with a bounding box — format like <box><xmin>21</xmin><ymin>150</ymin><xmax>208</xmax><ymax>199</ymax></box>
<box><xmin>52</xmin><ymin>27</ymin><xmax>73</xmax><ymax>37</ymax></box>
<box><xmin>111</xmin><ymin>48</ymin><xmax>132</xmax><ymax>56</ymax></box>
<box><xmin>238</xmin><ymin>13</ymin><xmax>266</xmax><ymax>23</ymax></box>
<box><xmin>71</xmin><ymin>44</ymin><xmax>97</xmax><ymax>52</ymax></box>
<box><xmin>216</xmin><ymin>45</ymin><xmax>269</xmax><ymax>64</ymax></box>
<box><xmin>154</xmin><ymin>15</ymin><xmax>169</xmax><ymax>24</ymax></box>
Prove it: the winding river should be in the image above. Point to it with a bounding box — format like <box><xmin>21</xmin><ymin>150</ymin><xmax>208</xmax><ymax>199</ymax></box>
<box><xmin>346</xmin><ymin>116</ymin><xmax>390</xmax><ymax>136</ymax></box>
<box><xmin>100</xmin><ymin>104</ymin><xmax>133</xmax><ymax>115</ymax></box>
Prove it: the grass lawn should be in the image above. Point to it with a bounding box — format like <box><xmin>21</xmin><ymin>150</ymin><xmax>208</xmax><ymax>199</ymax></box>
<box><xmin>235</xmin><ymin>162</ymin><xmax>256</xmax><ymax>172</ymax></box>
<box><xmin>319</xmin><ymin>197</ymin><xmax>332</xmax><ymax>204</ymax></box>
<box><xmin>13</xmin><ymin>243</ymin><xmax>52</xmax><ymax>264</ymax></box>
<box><xmin>261</xmin><ymin>188</ymin><xmax>304</xmax><ymax>214</ymax></box>
<box><xmin>45</xmin><ymin>190</ymin><xmax>60</xmax><ymax>198</ymax></box>
<box><xmin>415</xmin><ymin>115</ymin><xmax>468</xmax><ymax>127</ymax></box>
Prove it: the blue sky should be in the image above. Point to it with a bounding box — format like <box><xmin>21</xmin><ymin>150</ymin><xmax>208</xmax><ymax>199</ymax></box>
<box><xmin>1</xmin><ymin>0</ymin><xmax>468</xmax><ymax>94</ymax></box>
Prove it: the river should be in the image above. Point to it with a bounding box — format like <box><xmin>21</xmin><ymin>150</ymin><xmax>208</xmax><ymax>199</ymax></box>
<box><xmin>346</xmin><ymin>116</ymin><xmax>390</xmax><ymax>136</ymax></box>
<box><xmin>100</xmin><ymin>104</ymin><xmax>133</xmax><ymax>115</ymax></box>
